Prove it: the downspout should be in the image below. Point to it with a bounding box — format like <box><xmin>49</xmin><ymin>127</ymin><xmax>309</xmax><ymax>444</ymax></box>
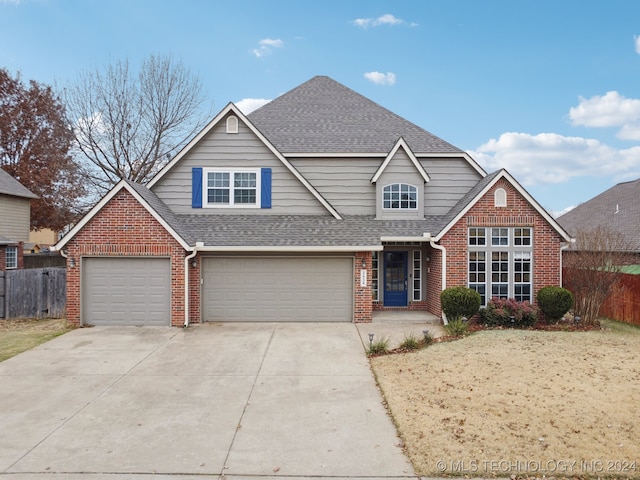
<box><xmin>184</xmin><ymin>242</ymin><xmax>202</xmax><ymax>328</ymax></box>
<box><xmin>426</xmin><ymin>234</ymin><xmax>448</xmax><ymax>326</ymax></box>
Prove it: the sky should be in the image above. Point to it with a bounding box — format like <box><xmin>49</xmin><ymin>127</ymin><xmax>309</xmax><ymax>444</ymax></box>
<box><xmin>1</xmin><ymin>0</ymin><xmax>640</xmax><ymax>216</ymax></box>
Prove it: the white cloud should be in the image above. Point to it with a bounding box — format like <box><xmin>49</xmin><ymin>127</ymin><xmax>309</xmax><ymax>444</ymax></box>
<box><xmin>569</xmin><ymin>91</ymin><xmax>640</xmax><ymax>128</ymax></box>
<box><xmin>469</xmin><ymin>132</ymin><xmax>640</xmax><ymax>186</ymax></box>
<box><xmin>568</xmin><ymin>91</ymin><xmax>640</xmax><ymax>140</ymax></box>
<box><xmin>352</xmin><ymin>14</ymin><xmax>413</xmax><ymax>28</ymax></box>
<box><xmin>635</xmin><ymin>35</ymin><xmax>640</xmax><ymax>54</ymax></box>
<box><xmin>364</xmin><ymin>71</ymin><xmax>396</xmax><ymax>86</ymax></box>
<box><xmin>235</xmin><ymin>98</ymin><xmax>270</xmax><ymax>114</ymax></box>
<box><xmin>251</xmin><ymin>38</ymin><xmax>284</xmax><ymax>58</ymax></box>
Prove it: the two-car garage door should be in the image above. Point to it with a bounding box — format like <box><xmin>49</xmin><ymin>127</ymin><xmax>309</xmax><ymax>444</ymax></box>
<box><xmin>202</xmin><ymin>256</ymin><xmax>353</xmax><ymax>322</ymax></box>
<box><xmin>83</xmin><ymin>257</ymin><xmax>171</xmax><ymax>326</ymax></box>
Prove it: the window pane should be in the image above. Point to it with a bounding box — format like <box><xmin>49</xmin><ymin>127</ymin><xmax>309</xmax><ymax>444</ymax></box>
<box><xmin>383</xmin><ymin>184</ymin><xmax>417</xmax><ymax>210</ymax></box>
<box><xmin>208</xmin><ymin>189</ymin><xmax>229</xmax><ymax>204</ymax></box>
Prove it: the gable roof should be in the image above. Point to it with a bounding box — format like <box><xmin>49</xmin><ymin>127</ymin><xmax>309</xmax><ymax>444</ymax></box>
<box><xmin>371</xmin><ymin>137</ymin><xmax>430</xmax><ymax>183</ymax></box>
<box><xmin>248</xmin><ymin>76</ymin><xmax>466</xmax><ymax>156</ymax></box>
<box><xmin>147</xmin><ymin>102</ymin><xmax>341</xmax><ymax>220</ymax></box>
<box><xmin>434</xmin><ymin>169</ymin><xmax>572</xmax><ymax>242</ymax></box>
<box><xmin>557</xmin><ymin>178</ymin><xmax>640</xmax><ymax>251</ymax></box>
<box><xmin>54</xmin><ymin>180</ymin><xmax>190</xmax><ymax>252</ymax></box>
<box><xmin>0</xmin><ymin>168</ymin><xmax>38</xmax><ymax>199</ymax></box>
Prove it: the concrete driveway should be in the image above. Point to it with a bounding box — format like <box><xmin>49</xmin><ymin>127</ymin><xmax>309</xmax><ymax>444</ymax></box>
<box><xmin>0</xmin><ymin>323</ymin><xmax>416</xmax><ymax>479</ymax></box>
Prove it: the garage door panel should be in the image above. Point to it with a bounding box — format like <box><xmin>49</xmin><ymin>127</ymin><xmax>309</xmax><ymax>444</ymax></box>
<box><xmin>83</xmin><ymin>258</ymin><xmax>170</xmax><ymax>326</ymax></box>
<box><xmin>203</xmin><ymin>257</ymin><xmax>353</xmax><ymax>322</ymax></box>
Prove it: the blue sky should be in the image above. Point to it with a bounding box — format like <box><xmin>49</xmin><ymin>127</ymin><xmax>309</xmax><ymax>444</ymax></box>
<box><xmin>2</xmin><ymin>0</ymin><xmax>640</xmax><ymax>215</ymax></box>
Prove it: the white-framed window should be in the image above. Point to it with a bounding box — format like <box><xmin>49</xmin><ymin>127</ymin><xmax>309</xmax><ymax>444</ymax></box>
<box><xmin>5</xmin><ymin>246</ymin><xmax>17</xmax><ymax>269</ymax></box>
<box><xmin>371</xmin><ymin>252</ymin><xmax>379</xmax><ymax>301</ymax></box>
<box><xmin>469</xmin><ymin>227</ymin><xmax>486</xmax><ymax>246</ymax></box>
<box><xmin>204</xmin><ymin>169</ymin><xmax>260</xmax><ymax>208</ymax></box>
<box><xmin>412</xmin><ymin>250</ymin><xmax>421</xmax><ymax>301</ymax></box>
<box><xmin>382</xmin><ymin>183</ymin><xmax>417</xmax><ymax>210</ymax></box>
<box><xmin>468</xmin><ymin>251</ymin><xmax>486</xmax><ymax>305</ymax></box>
<box><xmin>226</xmin><ymin>115</ymin><xmax>238</xmax><ymax>133</ymax></box>
<box><xmin>468</xmin><ymin>227</ymin><xmax>533</xmax><ymax>305</ymax></box>
<box><xmin>494</xmin><ymin>188</ymin><xmax>507</xmax><ymax>207</ymax></box>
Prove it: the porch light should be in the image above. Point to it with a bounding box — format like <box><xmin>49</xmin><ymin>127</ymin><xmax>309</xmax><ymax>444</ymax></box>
<box><xmin>192</xmin><ymin>259</ymin><xmax>197</xmax><ymax>268</ymax></box>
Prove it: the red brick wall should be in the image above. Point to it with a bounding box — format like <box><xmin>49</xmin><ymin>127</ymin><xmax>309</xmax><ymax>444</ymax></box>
<box><xmin>64</xmin><ymin>189</ymin><xmax>192</xmax><ymax>327</ymax></box>
<box><xmin>354</xmin><ymin>251</ymin><xmax>373</xmax><ymax>322</ymax></box>
<box><xmin>440</xmin><ymin>178</ymin><xmax>564</xmax><ymax>308</ymax></box>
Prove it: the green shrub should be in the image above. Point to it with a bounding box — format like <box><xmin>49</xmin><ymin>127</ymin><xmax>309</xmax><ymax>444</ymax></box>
<box><xmin>441</xmin><ymin>286</ymin><xmax>482</xmax><ymax>320</ymax></box>
<box><xmin>537</xmin><ymin>286</ymin><xmax>573</xmax><ymax>321</ymax></box>
<box><xmin>367</xmin><ymin>337</ymin><xmax>390</xmax><ymax>355</ymax></box>
<box><xmin>444</xmin><ymin>316</ymin><xmax>469</xmax><ymax>337</ymax></box>
<box><xmin>399</xmin><ymin>333</ymin><xmax>421</xmax><ymax>350</ymax></box>
<box><xmin>480</xmin><ymin>297</ymin><xmax>538</xmax><ymax>328</ymax></box>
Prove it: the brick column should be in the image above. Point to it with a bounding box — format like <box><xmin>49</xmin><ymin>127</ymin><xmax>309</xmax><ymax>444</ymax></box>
<box><xmin>354</xmin><ymin>251</ymin><xmax>373</xmax><ymax>323</ymax></box>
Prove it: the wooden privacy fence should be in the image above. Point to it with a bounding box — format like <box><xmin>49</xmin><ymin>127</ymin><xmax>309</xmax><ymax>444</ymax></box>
<box><xmin>599</xmin><ymin>273</ymin><xmax>640</xmax><ymax>326</ymax></box>
<box><xmin>563</xmin><ymin>268</ymin><xmax>640</xmax><ymax>326</ymax></box>
<box><xmin>0</xmin><ymin>267</ymin><xmax>66</xmax><ymax>319</ymax></box>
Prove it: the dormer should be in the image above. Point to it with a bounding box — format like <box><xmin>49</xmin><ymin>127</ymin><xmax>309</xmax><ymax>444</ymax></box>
<box><xmin>371</xmin><ymin>138</ymin><xmax>429</xmax><ymax>219</ymax></box>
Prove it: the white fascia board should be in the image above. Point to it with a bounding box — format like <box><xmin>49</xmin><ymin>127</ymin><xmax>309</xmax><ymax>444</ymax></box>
<box><xmin>147</xmin><ymin>103</ymin><xmax>342</xmax><ymax>220</ymax></box>
<box><xmin>371</xmin><ymin>138</ymin><xmax>430</xmax><ymax>184</ymax></box>
<box><xmin>192</xmin><ymin>245</ymin><xmax>384</xmax><ymax>252</ymax></box>
<box><xmin>148</xmin><ymin>103</ymin><xmax>236</xmax><ymax>188</ymax></box>
<box><xmin>433</xmin><ymin>170</ymin><xmax>573</xmax><ymax>243</ymax></box>
<box><xmin>54</xmin><ymin>180</ymin><xmax>190</xmax><ymax>252</ymax></box>
<box><xmin>284</xmin><ymin>152</ymin><xmax>388</xmax><ymax>158</ymax></box>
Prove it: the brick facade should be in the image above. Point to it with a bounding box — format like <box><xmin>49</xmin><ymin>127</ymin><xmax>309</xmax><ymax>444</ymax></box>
<box><xmin>354</xmin><ymin>251</ymin><xmax>373</xmax><ymax>323</ymax></box>
<box><xmin>64</xmin><ymin>190</ymin><xmax>191</xmax><ymax>327</ymax></box>
<box><xmin>439</xmin><ymin>178</ymin><xmax>563</xmax><ymax>309</ymax></box>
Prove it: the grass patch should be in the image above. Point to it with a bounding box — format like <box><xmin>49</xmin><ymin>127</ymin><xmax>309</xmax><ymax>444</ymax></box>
<box><xmin>371</xmin><ymin>326</ymin><xmax>640</xmax><ymax>477</ymax></box>
<box><xmin>0</xmin><ymin>318</ymin><xmax>72</xmax><ymax>362</ymax></box>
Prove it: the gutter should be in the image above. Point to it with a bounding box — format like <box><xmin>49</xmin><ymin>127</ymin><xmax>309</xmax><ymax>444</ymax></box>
<box><xmin>425</xmin><ymin>233</ymin><xmax>449</xmax><ymax>326</ymax></box>
<box><xmin>184</xmin><ymin>242</ymin><xmax>203</xmax><ymax>328</ymax></box>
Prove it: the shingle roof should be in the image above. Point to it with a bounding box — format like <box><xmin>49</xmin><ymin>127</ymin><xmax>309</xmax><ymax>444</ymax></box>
<box><xmin>557</xmin><ymin>178</ymin><xmax>640</xmax><ymax>251</ymax></box>
<box><xmin>0</xmin><ymin>168</ymin><xmax>38</xmax><ymax>199</ymax></box>
<box><xmin>247</xmin><ymin>76</ymin><xmax>463</xmax><ymax>155</ymax></box>
<box><xmin>174</xmin><ymin>214</ymin><xmax>445</xmax><ymax>247</ymax></box>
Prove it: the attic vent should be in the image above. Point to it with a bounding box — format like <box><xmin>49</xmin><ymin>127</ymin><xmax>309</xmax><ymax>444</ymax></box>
<box><xmin>226</xmin><ymin>115</ymin><xmax>239</xmax><ymax>134</ymax></box>
<box><xmin>494</xmin><ymin>188</ymin><xmax>507</xmax><ymax>207</ymax></box>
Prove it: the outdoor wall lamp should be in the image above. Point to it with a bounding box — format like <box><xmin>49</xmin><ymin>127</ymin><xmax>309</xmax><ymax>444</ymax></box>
<box><xmin>191</xmin><ymin>259</ymin><xmax>197</xmax><ymax>268</ymax></box>
<box><xmin>69</xmin><ymin>258</ymin><xmax>75</xmax><ymax>268</ymax></box>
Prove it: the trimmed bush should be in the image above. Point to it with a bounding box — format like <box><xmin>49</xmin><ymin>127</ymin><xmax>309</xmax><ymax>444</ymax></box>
<box><xmin>480</xmin><ymin>297</ymin><xmax>538</xmax><ymax>328</ymax></box>
<box><xmin>441</xmin><ymin>286</ymin><xmax>481</xmax><ymax>320</ymax></box>
<box><xmin>537</xmin><ymin>286</ymin><xmax>574</xmax><ymax>321</ymax></box>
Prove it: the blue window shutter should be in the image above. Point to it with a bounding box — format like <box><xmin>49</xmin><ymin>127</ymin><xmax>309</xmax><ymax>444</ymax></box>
<box><xmin>261</xmin><ymin>168</ymin><xmax>272</xmax><ymax>208</ymax></box>
<box><xmin>192</xmin><ymin>168</ymin><xmax>203</xmax><ymax>208</ymax></box>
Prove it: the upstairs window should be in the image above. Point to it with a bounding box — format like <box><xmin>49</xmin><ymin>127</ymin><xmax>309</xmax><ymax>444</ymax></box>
<box><xmin>383</xmin><ymin>183</ymin><xmax>417</xmax><ymax>210</ymax></box>
<box><xmin>205</xmin><ymin>169</ymin><xmax>259</xmax><ymax>207</ymax></box>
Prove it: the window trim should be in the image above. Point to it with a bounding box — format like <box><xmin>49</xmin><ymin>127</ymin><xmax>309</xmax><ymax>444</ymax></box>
<box><xmin>382</xmin><ymin>183</ymin><xmax>418</xmax><ymax>210</ymax></box>
<box><xmin>202</xmin><ymin>168</ymin><xmax>261</xmax><ymax>208</ymax></box>
<box><xmin>5</xmin><ymin>246</ymin><xmax>18</xmax><ymax>269</ymax></box>
<box><xmin>372</xmin><ymin>251</ymin><xmax>379</xmax><ymax>301</ymax></box>
<box><xmin>412</xmin><ymin>250</ymin><xmax>421</xmax><ymax>301</ymax></box>
<box><xmin>468</xmin><ymin>227</ymin><xmax>533</xmax><ymax>305</ymax></box>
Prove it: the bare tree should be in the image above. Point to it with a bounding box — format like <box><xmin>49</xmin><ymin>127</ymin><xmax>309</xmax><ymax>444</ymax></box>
<box><xmin>62</xmin><ymin>54</ymin><xmax>210</xmax><ymax>195</ymax></box>
<box><xmin>563</xmin><ymin>226</ymin><xmax>636</xmax><ymax>325</ymax></box>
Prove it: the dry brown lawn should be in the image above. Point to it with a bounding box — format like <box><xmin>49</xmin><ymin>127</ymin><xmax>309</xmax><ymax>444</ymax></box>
<box><xmin>0</xmin><ymin>318</ymin><xmax>71</xmax><ymax>362</ymax></box>
<box><xmin>371</xmin><ymin>321</ymin><xmax>640</xmax><ymax>478</ymax></box>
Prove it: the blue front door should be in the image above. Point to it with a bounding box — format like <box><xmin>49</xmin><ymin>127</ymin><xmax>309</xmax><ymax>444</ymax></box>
<box><xmin>384</xmin><ymin>251</ymin><xmax>408</xmax><ymax>306</ymax></box>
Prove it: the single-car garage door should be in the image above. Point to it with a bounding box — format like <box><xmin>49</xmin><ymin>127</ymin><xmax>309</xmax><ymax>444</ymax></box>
<box><xmin>83</xmin><ymin>257</ymin><xmax>171</xmax><ymax>326</ymax></box>
<box><xmin>202</xmin><ymin>256</ymin><xmax>353</xmax><ymax>322</ymax></box>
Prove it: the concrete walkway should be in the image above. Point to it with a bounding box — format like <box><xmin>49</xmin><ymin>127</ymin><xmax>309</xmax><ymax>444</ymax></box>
<box><xmin>0</xmin><ymin>323</ymin><xmax>419</xmax><ymax>479</ymax></box>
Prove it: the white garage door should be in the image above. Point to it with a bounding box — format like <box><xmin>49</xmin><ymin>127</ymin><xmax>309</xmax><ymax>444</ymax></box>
<box><xmin>83</xmin><ymin>257</ymin><xmax>171</xmax><ymax>326</ymax></box>
<box><xmin>202</xmin><ymin>256</ymin><xmax>353</xmax><ymax>322</ymax></box>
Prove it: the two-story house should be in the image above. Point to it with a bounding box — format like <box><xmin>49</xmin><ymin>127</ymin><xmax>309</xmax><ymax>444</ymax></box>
<box><xmin>55</xmin><ymin>76</ymin><xmax>571</xmax><ymax>326</ymax></box>
<box><xmin>0</xmin><ymin>168</ymin><xmax>38</xmax><ymax>270</ymax></box>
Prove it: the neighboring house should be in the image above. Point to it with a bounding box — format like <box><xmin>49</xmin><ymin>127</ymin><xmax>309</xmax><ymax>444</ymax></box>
<box><xmin>557</xmin><ymin>178</ymin><xmax>640</xmax><ymax>258</ymax></box>
<box><xmin>0</xmin><ymin>168</ymin><xmax>38</xmax><ymax>270</ymax></box>
<box><xmin>28</xmin><ymin>228</ymin><xmax>59</xmax><ymax>252</ymax></box>
<box><xmin>55</xmin><ymin>76</ymin><xmax>571</xmax><ymax>327</ymax></box>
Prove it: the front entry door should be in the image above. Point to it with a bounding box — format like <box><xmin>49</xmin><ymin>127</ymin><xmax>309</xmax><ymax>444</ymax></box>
<box><xmin>384</xmin><ymin>251</ymin><xmax>408</xmax><ymax>306</ymax></box>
